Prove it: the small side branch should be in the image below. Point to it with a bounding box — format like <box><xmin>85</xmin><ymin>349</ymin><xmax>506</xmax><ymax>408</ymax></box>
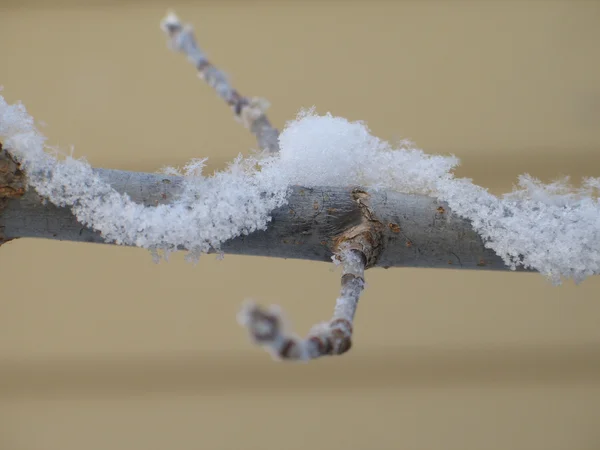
<box><xmin>237</xmin><ymin>190</ymin><xmax>384</xmax><ymax>361</ymax></box>
<box><xmin>237</xmin><ymin>249</ymin><xmax>366</xmax><ymax>361</ymax></box>
<box><xmin>160</xmin><ymin>12</ymin><xmax>280</xmax><ymax>153</ymax></box>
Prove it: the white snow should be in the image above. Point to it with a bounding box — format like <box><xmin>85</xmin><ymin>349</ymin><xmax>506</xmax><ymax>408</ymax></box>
<box><xmin>1</xmin><ymin>94</ymin><xmax>599</xmax><ymax>283</ymax></box>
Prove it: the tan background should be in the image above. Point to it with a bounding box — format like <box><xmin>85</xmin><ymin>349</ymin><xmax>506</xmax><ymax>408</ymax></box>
<box><xmin>1</xmin><ymin>1</ymin><xmax>600</xmax><ymax>449</ymax></box>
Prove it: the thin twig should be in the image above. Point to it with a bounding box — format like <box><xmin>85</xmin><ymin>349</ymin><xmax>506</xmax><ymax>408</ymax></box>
<box><xmin>160</xmin><ymin>11</ymin><xmax>280</xmax><ymax>153</ymax></box>
<box><xmin>237</xmin><ymin>249</ymin><xmax>366</xmax><ymax>361</ymax></box>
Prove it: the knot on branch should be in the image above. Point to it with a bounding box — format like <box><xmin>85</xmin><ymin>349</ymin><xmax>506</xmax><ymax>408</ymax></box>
<box><xmin>333</xmin><ymin>188</ymin><xmax>384</xmax><ymax>268</ymax></box>
<box><xmin>0</xmin><ymin>143</ymin><xmax>26</xmax><ymax>200</ymax></box>
<box><xmin>236</xmin><ymin>97</ymin><xmax>270</xmax><ymax>129</ymax></box>
<box><xmin>0</xmin><ymin>142</ymin><xmax>26</xmax><ymax>245</ymax></box>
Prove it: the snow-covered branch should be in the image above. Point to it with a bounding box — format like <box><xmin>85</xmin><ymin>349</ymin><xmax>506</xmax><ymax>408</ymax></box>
<box><xmin>1</xmin><ymin>11</ymin><xmax>599</xmax><ymax>361</ymax></box>
<box><xmin>0</xmin><ymin>156</ymin><xmax>507</xmax><ymax>270</ymax></box>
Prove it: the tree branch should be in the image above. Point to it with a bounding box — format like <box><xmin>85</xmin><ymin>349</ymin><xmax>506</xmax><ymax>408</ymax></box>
<box><xmin>160</xmin><ymin>11</ymin><xmax>280</xmax><ymax>153</ymax></box>
<box><xmin>0</xmin><ymin>11</ymin><xmax>546</xmax><ymax>363</ymax></box>
<box><xmin>0</xmin><ymin>163</ymin><xmax>517</xmax><ymax>272</ymax></box>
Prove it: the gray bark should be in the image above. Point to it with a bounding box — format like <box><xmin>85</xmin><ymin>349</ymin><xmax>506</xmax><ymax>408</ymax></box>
<box><xmin>0</xmin><ymin>167</ymin><xmax>523</xmax><ymax>271</ymax></box>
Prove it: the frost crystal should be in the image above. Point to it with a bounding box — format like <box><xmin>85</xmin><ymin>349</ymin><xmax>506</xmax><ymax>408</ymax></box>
<box><xmin>1</xmin><ymin>94</ymin><xmax>599</xmax><ymax>283</ymax></box>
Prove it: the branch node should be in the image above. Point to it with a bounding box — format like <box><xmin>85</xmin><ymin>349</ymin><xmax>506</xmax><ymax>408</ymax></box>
<box><xmin>333</xmin><ymin>188</ymin><xmax>384</xmax><ymax>268</ymax></box>
<box><xmin>235</xmin><ymin>97</ymin><xmax>271</xmax><ymax>129</ymax></box>
<box><xmin>0</xmin><ymin>142</ymin><xmax>26</xmax><ymax>246</ymax></box>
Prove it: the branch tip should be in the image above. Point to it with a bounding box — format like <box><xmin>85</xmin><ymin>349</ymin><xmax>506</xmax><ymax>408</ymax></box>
<box><xmin>238</xmin><ymin>247</ymin><xmax>368</xmax><ymax>362</ymax></box>
<box><xmin>160</xmin><ymin>11</ymin><xmax>180</xmax><ymax>32</ymax></box>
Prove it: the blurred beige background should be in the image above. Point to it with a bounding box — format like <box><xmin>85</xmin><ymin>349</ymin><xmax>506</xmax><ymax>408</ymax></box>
<box><xmin>1</xmin><ymin>1</ymin><xmax>600</xmax><ymax>449</ymax></box>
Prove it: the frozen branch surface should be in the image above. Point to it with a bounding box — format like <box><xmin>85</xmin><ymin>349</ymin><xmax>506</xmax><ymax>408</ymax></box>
<box><xmin>160</xmin><ymin>12</ymin><xmax>280</xmax><ymax>153</ymax></box>
<box><xmin>0</xmin><ymin>167</ymin><xmax>507</xmax><ymax>270</ymax></box>
<box><xmin>1</xmin><ymin>93</ymin><xmax>599</xmax><ymax>284</ymax></box>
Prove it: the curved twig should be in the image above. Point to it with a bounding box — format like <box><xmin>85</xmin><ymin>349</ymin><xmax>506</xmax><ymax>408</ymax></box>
<box><xmin>237</xmin><ymin>248</ymin><xmax>366</xmax><ymax>361</ymax></box>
